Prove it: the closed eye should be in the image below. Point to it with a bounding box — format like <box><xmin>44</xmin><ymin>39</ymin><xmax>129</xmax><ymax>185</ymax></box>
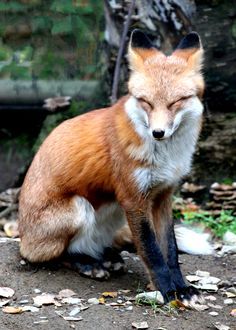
<box><xmin>168</xmin><ymin>95</ymin><xmax>194</xmax><ymax>109</ymax></box>
<box><xmin>137</xmin><ymin>97</ymin><xmax>153</xmax><ymax>111</ymax></box>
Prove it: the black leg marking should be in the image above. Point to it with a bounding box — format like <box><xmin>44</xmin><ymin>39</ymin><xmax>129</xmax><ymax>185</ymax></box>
<box><xmin>167</xmin><ymin>224</ymin><xmax>201</xmax><ymax>302</ymax></box>
<box><xmin>140</xmin><ymin>220</ymin><xmax>176</xmax><ymax>303</ymax></box>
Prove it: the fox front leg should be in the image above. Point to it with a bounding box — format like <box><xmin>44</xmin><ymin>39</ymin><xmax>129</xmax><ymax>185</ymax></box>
<box><xmin>125</xmin><ymin>209</ymin><xmax>177</xmax><ymax>303</ymax></box>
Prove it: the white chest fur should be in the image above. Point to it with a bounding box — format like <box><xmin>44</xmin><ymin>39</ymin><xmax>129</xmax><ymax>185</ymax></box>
<box><xmin>125</xmin><ymin>96</ymin><xmax>203</xmax><ymax>192</ymax></box>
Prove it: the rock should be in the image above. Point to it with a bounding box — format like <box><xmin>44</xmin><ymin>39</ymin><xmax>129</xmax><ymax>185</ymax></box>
<box><xmin>132</xmin><ymin>321</ymin><xmax>149</xmax><ymax>329</ymax></box>
<box><xmin>0</xmin><ymin>287</ymin><xmax>15</xmax><ymax>298</ymax></box>
<box><xmin>224</xmin><ymin>298</ymin><xmax>234</xmax><ymax>305</ymax></box>
<box><xmin>135</xmin><ymin>291</ymin><xmax>164</xmax><ymax>305</ymax></box>
<box><xmin>209</xmin><ymin>311</ymin><xmax>219</xmax><ymax>316</ymax></box>
<box><xmin>87</xmin><ymin>298</ymin><xmax>99</xmax><ymax>305</ymax></box>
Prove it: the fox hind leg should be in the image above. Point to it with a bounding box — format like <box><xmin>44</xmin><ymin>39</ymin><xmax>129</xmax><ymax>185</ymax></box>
<box><xmin>66</xmin><ymin>199</ymin><xmax>126</xmax><ymax>279</ymax></box>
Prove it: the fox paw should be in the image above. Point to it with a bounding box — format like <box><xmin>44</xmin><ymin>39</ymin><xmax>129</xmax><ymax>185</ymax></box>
<box><xmin>102</xmin><ymin>248</ymin><xmax>126</xmax><ymax>273</ymax></box>
<box><xmin>64</xmin><ymin>253</ymin><xmax>110</xmax><ymax>280</ymax></box>
<box><xmin>177</xmin><ymin>286</ymin><xmax>205</xmax><ymax>307</ymax></box>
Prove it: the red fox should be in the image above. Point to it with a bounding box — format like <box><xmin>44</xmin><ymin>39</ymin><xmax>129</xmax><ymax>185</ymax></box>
<box><xmin>18</xmin><ymin>30</ymin><xmax>204</xmax><ymax>305</ymax></box>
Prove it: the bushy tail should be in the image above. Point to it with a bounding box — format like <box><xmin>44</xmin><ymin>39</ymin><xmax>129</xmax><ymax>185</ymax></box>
<box><xmin>174</xmin><ymin>224</ymin><xmax>214</xmax><ymax>255</ymax></box>
<box><xmin>113</xmin><ymin>223</ymin><xmax>214</xmax><ymax>255</ymax></box>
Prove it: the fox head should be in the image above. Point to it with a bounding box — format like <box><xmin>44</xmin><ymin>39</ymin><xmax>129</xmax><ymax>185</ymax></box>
<box><xmin>127</xmin><ymin>29</ymin><xmax>204</xmax><ymax>140</ymax></box>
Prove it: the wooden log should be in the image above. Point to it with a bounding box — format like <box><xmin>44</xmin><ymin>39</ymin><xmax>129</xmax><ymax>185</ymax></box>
<box><xmin>0</xmin><ymin>80</ymin><xmax>99</xmax><ymax>103</ymax></box>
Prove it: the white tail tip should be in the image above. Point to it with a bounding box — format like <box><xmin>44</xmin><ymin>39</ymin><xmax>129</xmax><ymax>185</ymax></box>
<box><xmin>175</xmin><ymin>224</ymin><xmax>214</xmax><ymax>255</ymax></box>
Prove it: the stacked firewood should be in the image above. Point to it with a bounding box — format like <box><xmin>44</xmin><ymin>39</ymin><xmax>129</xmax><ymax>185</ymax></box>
<box><xmin>207</xmin><ymin>183</ymin><xmax>236</xmax><ymax>215</ymax></box>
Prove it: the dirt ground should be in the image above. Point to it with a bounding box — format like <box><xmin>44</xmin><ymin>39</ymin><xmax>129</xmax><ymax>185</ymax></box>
<box><xmin>0</xmin><ymin>239</ymin><xmax>235</xmax><ymax>330</ymax></box>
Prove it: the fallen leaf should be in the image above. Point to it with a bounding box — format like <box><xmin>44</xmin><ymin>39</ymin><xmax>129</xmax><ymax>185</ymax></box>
<box><xmin>230</xmin><ymin>309</ymin><xmax>236</xmax><ymax>317</ymax></box>
<box><xmin>2</xmin><ymin>306</ymin><xmax>23</xmax><ymax>314</ymax></box>
<box><xmin>132</xmin><ymin>321</ymin><xmax>149</xmax><ymax>329</ymax></box>
<box><xmin>0</xmin><ymin>287</ymin><xmax>15</xmax><ymax>298</ymax></box>
<box><xmin>33</xmin><ymin>294</ymin><xmax>56</xmax><ymax>307</ymax></box>
<box><xmin>57</xmin><ymin>289</ymin><xmax>76</xmax><ymax>299</ymax></box>
<box><xmin>102</xmin><ymin>291</ymin><xmax>118</xmax><ymax>298</ymax></box>
<box><xmin>98</xmin><ymin>297</ymin><xmax>105</xmax><ymax>304</ymax></box>
<box><xmin>170</xmin><ymin>299</ymin><xmax>186</xmax><ymax>309</ymax></box>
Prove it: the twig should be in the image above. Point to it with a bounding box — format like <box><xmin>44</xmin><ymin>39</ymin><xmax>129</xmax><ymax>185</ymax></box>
<box><xmin>111</xmin><ymin>0</ymin><xmax>136</xmax><ymax>104</ymax></box>
<box><xmin>0</xmin><ymin>205</ymin><xmax>18</xmax><ymax>218</ymax></box>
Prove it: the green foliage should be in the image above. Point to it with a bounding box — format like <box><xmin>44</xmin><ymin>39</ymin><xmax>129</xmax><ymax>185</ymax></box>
<box><xmin>182</xmin><ymin>210</ymin><xmax>236</xmax><ymax>238</ymax></box>
<box><xmin>0</xmin><ymin>0</ymin><xmax>104</xmax><ymax>80</ymax></box>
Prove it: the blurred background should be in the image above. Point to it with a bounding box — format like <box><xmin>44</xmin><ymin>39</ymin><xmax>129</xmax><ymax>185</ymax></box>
<box><xmin>0</xmin><ymin>0</ymin><xmax>235</xmax><ymax>238</ymax></box>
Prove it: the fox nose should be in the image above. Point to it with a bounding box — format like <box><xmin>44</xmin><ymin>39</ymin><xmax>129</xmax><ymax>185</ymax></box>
<box><xmin>152</xmin><ymin>129</ymin><xmax>165</xmax><ymax>139</ymax></box>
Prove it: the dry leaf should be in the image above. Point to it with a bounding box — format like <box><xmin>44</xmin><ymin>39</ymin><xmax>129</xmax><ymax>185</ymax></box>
<box><xmin>98</xmin><ymin>297</ymin><xmax>105</xmax><ymax>304</ymax></box>
<box><xmin>33</xmin><ymin>294</ymin><xmax>56</xmax><ymax>307</ymax></box>
<box><xmin>102</xmin><ymin>291</ymin><xmax>118</xmax><ymax>298</ymax></box>
<box><xmin>0</xmin><ymin>287</ymin><xmax>15</xmax><ymax>298</ymax></box>
<box><xmin>3</xmin><ymin>306</ymin><xmax>23</xmax><ymax>314</ymax></box>
<box><xmin>170</xmin><ymin>299</ymin><xmax>186</xmax><ymax>309</ymax></box>
<box><xmin>132</xmin><ymin>321</ymin><xmax>149</xmax><ymax>329</ymax></box>
<box><xmin>57</xmin><ymin>289</ymin><xmax>76</xmax><ymax>299</ymax></box>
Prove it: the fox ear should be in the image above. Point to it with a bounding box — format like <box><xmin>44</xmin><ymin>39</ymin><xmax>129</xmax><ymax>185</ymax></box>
<box><xmin>173</xmin><ymin>32</ymin><xmax>204</xmax><ymax>71</ymax></box>
<box><xmin>128</xmin><ymin>29</ymin><xmax>160</xmax><ymax>70</ymax></box>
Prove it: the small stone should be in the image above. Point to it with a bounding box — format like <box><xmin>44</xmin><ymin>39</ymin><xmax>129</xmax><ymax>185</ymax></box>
<box><xmin>213</xmin><ymin>322</ymin><xmax>230</xmax><ymax>330</ymax></box>
<box><xmin>126</xmin><ymin>306</ymin><xmax>133</xmax><ymax>311</ymax></box>
<box><xmin>87</xmin><ymin>298</ymin><xmax>99</xmax><ymax>305</ymax></box>
<box><xmin>0</xmin><ymin>287</ymin><xmax>15</xmax><ymax>298</ymax></box>
<box><xmin>34</xmin><ymin>320</ymin><xmax>49</xmax><ymax>324</ymax></box>
<box><xmin>117</xmin><ymin>299</ymin><xmax>123</xmax><ymax>304</ymax></box>
<box><xmin>58</xmin><ymin>289</ymin><xmax>76</xmax><ymax>299</ymax></box>
<box><xmin>20</xmin><ymin>260</ymin><xmax>26</xmax><ymax>265</ymax></box>
<box><xmin>205</xmin><ymin>295</ymin><xmax>217</xmax><ymax>301</ymax></box>
<box><xmin>209</xmin><ymin>311</ymin><xmax>219</xmax><ymax>316</ymax></box>
<box><xmin>136</xmin><ymin>291</ymin><xmax>164</xmax><ymax>305</ymax></box>
<box><xmin>207</xmin><ymin>303</ymin><xmax>223</xmax><ymax>309</ymax></box>
<box><xmin>63</xmin><ymin>316</ymin><xmax>83</xmax><ymax>322</ymax></box>
<box><xmin>132</xmin><ymin>321</ymin><xmax>149</xmax><ymax>329</ymax></box>
<box><xmin>19</xmin><ymin>300</ymin><xmax>29</xmax><ymax>304</ymax></box>
<box><xmin>224</xmin><ymin>298</ymin><xmax>234</xmax><ymax>305</ymax></box>
<box><xmin>22</xmin><ymin>305</ymin><xmax>40</xmax><ymax>312</ymax></box>
<box><xmin>34</xmin><ymin>289</ymin><xmax>41</xmax><ymax>294</ymax></box>
<box><xmin>186</xmin><ymin>275</ymin><xmax>201</xmax><ymax>283</ymax></box>
<box><xmin>126</xmin><ymin>301</ymin><xmax>133</xmax><ymax>305</ymax></box>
